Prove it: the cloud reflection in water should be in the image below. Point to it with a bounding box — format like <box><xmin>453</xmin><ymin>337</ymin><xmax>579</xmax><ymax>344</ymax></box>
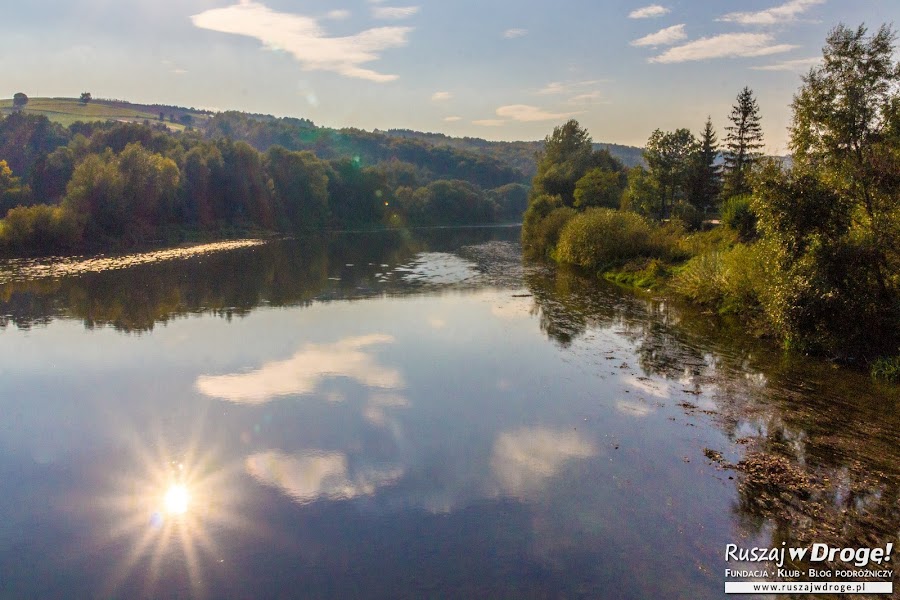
<box><xmin>491</xmin><ymin>427</ymin><xmax>596</xmax><ymax>498</ymax></box>
<box><xmin>246</xmin><ymin>450</ymin><xmax>403</xmax><ymax>504</ymax></box>
<box><xmin>195</xmin><ymin>334</ymin><xmax>403</xmax><ymax>403</ymax></box>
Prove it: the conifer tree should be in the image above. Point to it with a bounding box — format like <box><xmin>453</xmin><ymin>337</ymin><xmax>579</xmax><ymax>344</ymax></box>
<box><xmin>686</xmin><ymin>116</ymin><xmax>721</xmax><ymax>210</ymax></box>
<box><xmin>722</xmin><ymin>87</ymin><xmax>764</xmax><ymax>198</ymax></box>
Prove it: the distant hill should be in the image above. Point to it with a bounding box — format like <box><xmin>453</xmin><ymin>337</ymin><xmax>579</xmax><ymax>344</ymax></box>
<box><xmin>0</xmin><ymin>97</ymin><xmax>203</xmax><ymax>131</ymax></box>
<box><xmin>383</xmin><ymin>130</ymin><xmax>645</xmax><ymax>178</ymax></box>
<box><xmin>1</xmin><ymin>96</ymin><xmax>645</xmax><ymax>183</ymax></box>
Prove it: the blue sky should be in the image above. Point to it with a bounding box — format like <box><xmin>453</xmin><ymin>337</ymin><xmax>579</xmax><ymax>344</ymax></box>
<box><xmin>3</xmin><ymin>0</ymin><xmax>899</xmax><ymax>151</ymax></box>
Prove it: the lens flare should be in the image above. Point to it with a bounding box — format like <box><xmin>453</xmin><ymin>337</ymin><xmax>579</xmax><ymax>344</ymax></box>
<box><xmin>89</xmin><ymin>422</ymin><xmax>254</xmax><ymax>599</ymax></box>
<box><xmin>163</xmin><ymin>484</ymin><xmax>190</xmax><ymax>515</ymax></box>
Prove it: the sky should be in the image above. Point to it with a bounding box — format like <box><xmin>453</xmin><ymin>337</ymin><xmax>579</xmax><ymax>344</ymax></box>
<box><xmin>3</xmin><ymin>0</ymin><xmax>900</xmax><ymax>152</ymax></box>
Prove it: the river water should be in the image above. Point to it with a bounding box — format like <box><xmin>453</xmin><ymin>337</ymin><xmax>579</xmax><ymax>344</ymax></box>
<box><xmin>0</xmin><ymin>226</ymin><xmax>897</xmax><ymax>599</ymax></box>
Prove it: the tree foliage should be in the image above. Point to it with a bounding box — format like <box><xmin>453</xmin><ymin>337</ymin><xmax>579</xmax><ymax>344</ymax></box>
<box><xmin>573</xmin><ymin>168</ymin><xmax>624</xmax><ymax>209</ymax></box>
<box><xmin>686</xmin><ymin>117</ymin><xmax>721</xmax><ymax>210</ymax></box>
<box><xmin>752</xmin><ymin>23</ymin><xmax>900</xmax><ymax>357</ymax></box>
<box><xmin>790</xmin><ymin>23</ymin><xmax>900</xmax><ymax>298</ymax></box>
<box><xmin>643</xmin><ymin>128</ymin><xmax>698</xmax><ymax>219</ymax></box>
<box><xmin>13</xmin><ymin>93</ymin><xmax>28</xmax><ymax>108</ymax></box>
<box><xmin>723</xmin><ymin>87</ymin><xmax>764</xmax><ymax>198</ymax></box>
<box><xmin>531</xmin><ymin>120</ymin><xmax>622</xmax><ymax>207</ymax></box>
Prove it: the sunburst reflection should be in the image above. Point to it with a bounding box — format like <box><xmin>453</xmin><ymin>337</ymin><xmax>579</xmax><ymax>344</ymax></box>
<box><xmin>90</xmin><ymin>423</ymin><xmax>258</xmax><ymax>599</ymax></box>
<box><xmin>163</xmin><ymin>484</ymin><xmax>191</xmax><ymax>515</ymax></box>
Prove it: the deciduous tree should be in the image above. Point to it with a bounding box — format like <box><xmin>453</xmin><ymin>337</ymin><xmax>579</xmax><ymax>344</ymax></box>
<box><xmin>644</xmin><ymin>128</ymin><xmax>698</xmax><ymax>219</ymax></box>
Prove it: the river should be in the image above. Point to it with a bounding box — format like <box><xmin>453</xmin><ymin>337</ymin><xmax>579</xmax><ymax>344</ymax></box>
<box><xmin>0</xmin><ymin>226</ymin><xmax>897</xmax><ymax>598</ymax></box>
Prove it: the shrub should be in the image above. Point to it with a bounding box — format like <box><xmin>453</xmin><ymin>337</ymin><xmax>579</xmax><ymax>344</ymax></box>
<box><xmin>671</xmin><ymin>202</ymin><xmax>703</xmax><ymax>231</ymax></box>
<box><xmin>528</xmin><ymin>207</ymin><xmax>576</xmax><ymax>258</ymax></box>
<box><xmin>650</xmin><ymin>220</ymin><xmax>690</xmax><ymax>261</ymax></box>
<box><xmin>672</xmin><ymin>251</ymin><xmax>726</xmax><ymax>305</ymax></box>
<box><xmin>754</xmin><ymin>235</ymin><xmax>900</xmax><ymax>357</ymax></box>
<box><xmin>871</xmin><ymin>356</ymin><xmax>900</xmax><ymax>382</ymax></box>
<box><xmin>673</xmin><ymin>243</ymin><xmax>765</xmax><ymax>314</ymax></box>
<box><xmin>678</xmin><ymin>226</ymin><xmax>737</xmax><ymax>257</ymax></box>
<box><xmin>0</xmin><ymin>204</ymin><xmax>84</xmax><ymax>253</ymax></box>
<box><xmin>721</xmin><ymin>195</ymin><xmax>757</xmax><ymax>241</ymax></box>
<box><xmin>555</xmin><ymin>208</ymin><xmax>658</xmax><ymax>269</ymax></box>
<box><xmin>522</xmin><ymin>194</ymin><xmax>576</xmax><ymax>257</ymax></box>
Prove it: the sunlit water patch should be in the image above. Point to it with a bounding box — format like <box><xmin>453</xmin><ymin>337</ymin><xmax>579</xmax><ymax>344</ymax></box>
<box><xmin>0</xmin><ymin>239</ymin><xmax>265</xmax><ymax>284</ymax></box>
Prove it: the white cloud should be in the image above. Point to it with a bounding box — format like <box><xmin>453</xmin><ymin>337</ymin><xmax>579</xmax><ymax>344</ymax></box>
<box><xmin>536</xmin><ymin>79</ymin><xmax>603</xmax><ymax>95</ymax></box>
<box><xmin>616</xmin><ymin>399</ymin><xmax>654</xmax><ymax>417</ymax></box>
<box><xmin>372</xmin><ymin>5</ymin><xmax>419</xmax><ymax>19</ymax></box>
<box><xmin>630</xmin><ymin>24</ymin><xmax>687</xmax><ymax>47</ymax></box>
<box><xmin>473</xmin><ymin>104</ymin><xmax>579</xmax><ymax>127</ymax></box>
<box><xmin>629</xmin><ymin>4</ymin><xmax>670</xmax><ymax>19</ymax></box>
<box><xmin>621</xmin><ymin>375</ymin><xmax>669</xmax><ymax>398</ymax></box>
<box><xmin>650</xmin><ymin>33</ymin><xmax>797</xmax><ymax>63</ymax></box>
<box><xmin>246</xmin><ymin>451</ymin><xmax>402</xmax><ymax>504</ymax></box>
<box><xmin>171</xmin><ymin>68</ymin><xmax>189</xmax><ymax>75</ymax></box>
<box><xmin>718</xmin><ymin>0</ymin><xmax>825</xmax><ymax>26</ymax></box>
<box><xmin>491</xmin><ymin>428</ymin><xmax>595</xmax><ymax>497</ymax></box>
<box><xmin>443</xmin><ymin>116</ymin><xmax>462</xmax><ymax>122</ymax></box>
<box><xmin>191</xmin><ymin>1</ymin><xmax>411</xmax><ymax>82</ymax></box>
<box><xmin>431</xmin><ymin>91</ymin><xmax>451</xmax><ymax>101</ymax></box>
<box><xmin>751</xmin><ymin>56</ymin><xmax>821</xmax><ymax>71</ymax></box>
<box><xmin>503</xmin><ymin>28</ymin><xmax>528</xmax><ymax>39</ymax></box>
<box><xmin>195</xmin><ymin>334</ymin><xmax>403</xmax><ymax>403</ymax></box>
<box><xmin>568</xmin><ymin>91</ymin><xmax>605</xmax><ymax>104</ymax></box>
<box><xmin>363</xmin><ymin>392</ymin><xmax>409</xmax><ymax>426</ymax></box>
<box><xmin>325</xmin><ymin>9</ymin><xmax>350</xmax><ymax>20</ymax></box>
<box><xmin>496</xmin><ymin>104</ymin><xmax>578</xmax><ymax>122</ymax></box>
<box><xmin>537</xmin><ymin>81</ymin><xmax>567</xmax><ymax>95</ymax></box>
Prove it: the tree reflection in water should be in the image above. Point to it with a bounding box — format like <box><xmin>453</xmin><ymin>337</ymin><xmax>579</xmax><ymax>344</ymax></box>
<box><xmin>525</xmin><ymin>260</ymin><xmax>900</xmax><ymax>586</ymax></box>
<box><xmin>0</xmin><ymin>227</ymin><xmax>513</xmax><ymax>332</ymax></box>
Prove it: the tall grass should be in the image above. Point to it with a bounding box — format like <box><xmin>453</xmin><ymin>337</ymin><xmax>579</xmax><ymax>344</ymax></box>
<box><xmin>672</xmin><ymin>243</ymin><xmax>764</xmax><ymax>314</ymax></box>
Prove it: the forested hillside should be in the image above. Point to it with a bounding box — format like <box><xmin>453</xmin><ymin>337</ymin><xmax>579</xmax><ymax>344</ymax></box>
<box><xmin>0</xmin><ymin>113</ymin><xmax>529</xmax><ymax>254</ymax></box>
<box><xmin>383</xmin><ymin>130</ymin><xmax>645</xmax><ymax>178</ymax></box>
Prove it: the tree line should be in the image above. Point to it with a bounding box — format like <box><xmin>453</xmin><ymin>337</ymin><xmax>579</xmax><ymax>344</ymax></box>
<box><xmin>0</xmin><ymin>116</ymin><xmax>529</xmax><ymax>253</ymax></box>
<box><xmin>522</xmin><ymin>23</ymin><xmax>900</xmax><ymax>373</ymax></box>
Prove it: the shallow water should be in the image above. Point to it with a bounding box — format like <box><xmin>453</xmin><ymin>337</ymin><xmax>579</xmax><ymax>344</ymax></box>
<box><xmin>0</xmin><ymin>226</ymin><xmax>897</xmax><ymax>599</ymax></box>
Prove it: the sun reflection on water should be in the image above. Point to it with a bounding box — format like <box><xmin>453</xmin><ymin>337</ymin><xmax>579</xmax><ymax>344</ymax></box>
<box><xmin>163</xmin><ymin>484</ymin><xmax>191</xmax><ymax>515</ymax></box>
<box><xmin>94</xmin><ymin>432</ymin><xmax>253</xmax><ymax>599</ymax></box>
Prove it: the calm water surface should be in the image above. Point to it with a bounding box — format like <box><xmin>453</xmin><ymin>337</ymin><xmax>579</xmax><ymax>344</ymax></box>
<box><xmin>0</xmin><ymin>227</ymin><xmax>897</xmax><ymax>599</ymax></box>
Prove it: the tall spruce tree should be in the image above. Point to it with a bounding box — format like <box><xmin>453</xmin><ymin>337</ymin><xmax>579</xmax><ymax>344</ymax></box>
<box><xmin>686</xmin><ymin>116</ymin><xmax>721</xmax><ymax>210</ymax></box>
<box><xmin>722</xmin><ymin>87</ymin><xmax>764</xmax><ymax>198</ymax></box>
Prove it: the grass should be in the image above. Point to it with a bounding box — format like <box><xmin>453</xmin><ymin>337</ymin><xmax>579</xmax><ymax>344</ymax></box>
<box><xmin>871</xmin><ymin>356</ymin><xmax>900</xmax><ymax>383</ymax></box>
<box><xmin>603</xmin><ymin>258</ymin><xmax>670</xmax><ymax>290</ymax></box>
<box><xmin>0</xmin><ymin>98</ymin><xmax>187</xmax><ymax>131</ymax></box>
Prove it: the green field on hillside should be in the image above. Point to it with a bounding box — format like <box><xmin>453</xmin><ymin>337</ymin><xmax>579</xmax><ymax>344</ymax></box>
<box><xmin>0</xmin><ymin>98</ymin><xmax>186</xmax><ymax>130</ymax></box>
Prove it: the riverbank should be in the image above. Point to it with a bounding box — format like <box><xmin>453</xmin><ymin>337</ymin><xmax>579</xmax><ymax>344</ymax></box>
<box><xmin>523</xmin><ymin>210</ymin><xmax>899</xmax><ymax>383</ymax></box>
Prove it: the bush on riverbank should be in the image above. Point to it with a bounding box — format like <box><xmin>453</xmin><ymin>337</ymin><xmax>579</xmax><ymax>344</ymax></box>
<box><xmin>0</xmin><ymin>204</ymin><xmax>83</xmax><ymax>252</ymax></box>
<box><xmin>672</xmin><ymin>243</ymin><xmax>764</xmax><ymax>315</ymax></box>
<box><xmin>555</xmin><ymin>208</ymin><xmax>660</xmax><ymax>269</ymax></box>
